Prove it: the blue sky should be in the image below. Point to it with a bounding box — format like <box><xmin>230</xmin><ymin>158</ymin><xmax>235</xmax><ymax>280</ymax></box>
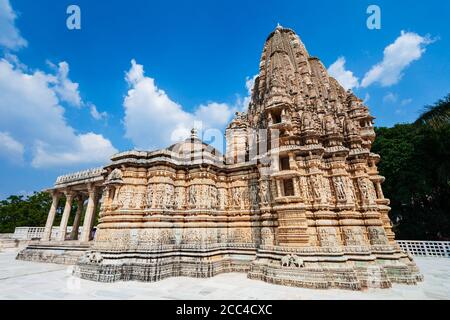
<box><xmin>0</xmin><ymin>0</ymin><xmax>449</xmax><ymax>199</ymax></box>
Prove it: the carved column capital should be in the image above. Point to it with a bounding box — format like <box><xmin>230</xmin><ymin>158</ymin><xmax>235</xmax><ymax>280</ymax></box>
<box><xmin>63</xmin><ymin>189</ymin><xmax>75</xmax><ymax>200</ymax></box>
<box><xmin>49</xmin><ymin>189</ymin><xmax>62</xmax><ymax>200</ymax></box>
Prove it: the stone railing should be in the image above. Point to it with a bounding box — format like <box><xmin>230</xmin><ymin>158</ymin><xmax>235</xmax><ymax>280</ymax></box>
<box><xmin>55</xmin><ymin>167</ymin><xmax>104</xmax><ymax>185</ymax></box>
<box><xmin>397</xmin><ymin>240</ymin><xmax>450</xmax><ymax>258</ymax></box>
<box><xmin>12</xmin><ymin>227</ymin><xmax>83</xmax><ymax>241</ymax></box>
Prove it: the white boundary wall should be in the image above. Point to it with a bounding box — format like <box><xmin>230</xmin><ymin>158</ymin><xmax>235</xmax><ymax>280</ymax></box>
<box><xmin>397</xmin><ymin>240</ymin><xmax>449</xmax><ymax>258</ymax></box>
<box><xmin>12</xmin><ymin>227</ymin><xmax>83</xmax><ymax>241</ymax></box>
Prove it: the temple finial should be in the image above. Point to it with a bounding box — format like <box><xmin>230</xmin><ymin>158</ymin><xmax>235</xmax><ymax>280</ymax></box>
<box><xmin>190</xmin><ymin>128</ymin><xmax>198</xmax><ymax>139</ymax></box>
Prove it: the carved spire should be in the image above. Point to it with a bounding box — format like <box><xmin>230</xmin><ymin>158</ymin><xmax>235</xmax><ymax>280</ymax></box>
<box><xmin>245</xmin><ymin>26</ymin><xmax>376</xmax><ymax>154</ymax></box>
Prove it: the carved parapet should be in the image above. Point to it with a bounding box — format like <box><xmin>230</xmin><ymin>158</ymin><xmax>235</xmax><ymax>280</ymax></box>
<box><xmin>55</xmin><ymin>167</ymin><xmax>105</xmax><ymax>187</ymax></box>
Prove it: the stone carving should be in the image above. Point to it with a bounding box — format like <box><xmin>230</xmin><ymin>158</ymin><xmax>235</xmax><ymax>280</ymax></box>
<box><xmin>318</xmin><ymin>227</ymin><xmax>339</xmax><ymax>247</ymax></box>
<box><xmin>218</xmin><ymin>188</ymin><xmax>228</xmax><ymax>209</ymax></box>
<box><xmin>249</xmin><ymin>184</ymin><xmax>259</xmax><ymax>207</ymax></box>
<box><xmin>358</xmin><ymin>178</ymin><xmax>377</xmax><ymax>204</ymax></box>
<box><xmin>56</xmin><ymin>167</ymin><xmax>103</xmax><ymax>185</ymax></box>
<box><xmin>281</xmin><ymin>254</ymin><xmax>304</xmax><ymax>268</ymax></box>
<box><xmin>174</xmin><ymin>187</ymin><xmax>185</xmax><ymax>209</ymax></box>
<box><xmin>333</xmin><ymin>177</ymin><xmax>347</xmax><ymax>202</ymax></box>
<box><xmin>259</xmin><ymin>180</ymin><xmax>271</xmax><ymax>204</ymax></box>
<box><xmin>164</xmin><ymin>184</ymin><xmax>174</xmax><ymax>209</ymax></box>
<box><xmin>210</xmin><ymin>186</ymin><xmax>218</xmax><ymax>209</ymax></box>
<box><xmin>231</xmin><ymin>187</ymin><xmax>241</xmax><ymax>208</ymax></box>
<box><xmin>134</xmin><ymin>190</ymin><xmax>146</xmax><ymax>209</ymax></box>
<box><xmin>80</xmin><ymin>251</ymin><xmax>103</xmax><ymax>265</ymax></box>
<box><xmin>147</xmin><ymin>184</ymin><xmax>154</xmax><ymax>208</ymax></box>
<box><xmin>260</xmin><ymin>227</ymin><xmax>274</xmax><ymax>246</ymax></box>
<box><xmin>107</xmin><ymin>168</ymin><xmax>123</xmax><ymax>183</ymax></box>
<box><xmin>188</xmin><ymin>185</ymin><xmax>197</xmax><ymax>207</ymax></box>
<box><xmin>310</xmin><ymin>176</ymin><xmax>322</xmax><ymax>200</ymax></box>
<box><xmin>343</xmin><ymin>227</ymin><xmax>365</xmax><ymax>246</ymax></box>
<box><xmin>368</xmin><ymin>226</ymin><xmax>389</xmax><ymax>245</ymax></box>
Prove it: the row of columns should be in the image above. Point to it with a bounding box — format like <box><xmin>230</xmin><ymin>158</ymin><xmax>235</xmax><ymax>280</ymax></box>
<box><xmin>42</xmin><ymin>185</ymin><xmax>99</xmax><ymax>243</ymax></box>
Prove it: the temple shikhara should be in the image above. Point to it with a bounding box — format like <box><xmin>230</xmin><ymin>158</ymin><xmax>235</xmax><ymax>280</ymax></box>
<box><xmin>17</xmin><ymin>26</ymin><xmax>423</xmax><ymax>290</ymax></box>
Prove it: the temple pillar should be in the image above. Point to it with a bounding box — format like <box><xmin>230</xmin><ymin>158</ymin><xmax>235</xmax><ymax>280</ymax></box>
<box><xmin>293</xmin><ymin>177</ymin><xmax>300</xmax><ymax>197</ymax></box>
<box><xmin>42</xmin><ymin>191</ymin><xmax>61</xmax><ymax>241</ymax></box>
<box><xmin>276</xmin><ymin>180</ymin><xmax>282</xmax><ymax>198</ymax></box>
<box><xmin>89</xmin><ymin>192</ymin><xmax>102</xmax><ymax>239</ymax></box>
<box><xmin>288</xmin><ymin>152</ymin><xmax>297</xmax><ymax>169</ymax></box>
<box><xmin>80</xmin><ymin>186</ymin><xmax>97</xmax><ymax>242</ymax></box>
<box><xmin>70</xmin><ymin>195</ymin><xmax>84</xmax><ymax>240</ymax></box>
<box><xmin>375</xmin><ymin>182</ymin><xmax>385</xmax><ymax>199</ymax></box>
<box><xmin>58</xmin><ymin>191</ymin><xmax>75</xmax><ymax>241</ymax></box>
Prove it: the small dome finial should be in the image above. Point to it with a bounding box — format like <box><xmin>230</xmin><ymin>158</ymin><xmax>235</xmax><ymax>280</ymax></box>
<box><xmin>190</xmin><ymin>128</ymin><xmax>198</xmax><ymax>139</ymax></box>
<box><xmin>276</xmin><ymin>22</ymin><xmax>283</xmax><ymax>30</ymax></box>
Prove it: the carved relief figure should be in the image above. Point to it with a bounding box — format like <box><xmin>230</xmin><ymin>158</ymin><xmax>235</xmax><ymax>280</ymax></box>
<box><xmin>281</xmin><ymin>254</ymin><xmax>304</xmax><ymax>268</ymax></box>
<box><xmin>260</xmin><ymin>227</ymin><xmax>274</xmax><ymax>246</ymax></box>
<box><xmin>368</xmin><ymin>227</ymin><xmax>389</xmax><ymax>245</ymax></box>
<box><xmin>209</xmin><ymin>186</ymin><xmax>217</xmax><ymax>209</ymax></box>
<box><xmin>321</xmin><ymin>176</ymin><xmax>332</xmax><ymax>203</ymax></box>
<box><xmin>188</xmin><ymin>185</ymin><xmax>197</xmax><ymax>207</ymax></box>
<box><xmin>232</xmin><ymin>187</ymin><xmax>241</xmax><ymax>208</ymax></box>
<box><xmin>146</xmin><ymin>184</ymin><xmax>154</xmax><ymax>209</ymax></box>
<box><xmin>299</xmin><ymin>176</ymin><xmax>310</xmax><ymax>200</ymax></box>
<box><xmin>107</xmin><ymin>168</ymin><xmax>123</xmax><ymax>182</ymax></box>
<box><xmin>358</xmin><ymin>178</ymin><xmax>377</xmax><ymax>204</ymax></box>
<box><xmin>310</xmin><ymin>176</ymin><xmax>322</xmax><ymax>200</ymax></box>
<box><xmin>134</xmin><ymin>190</ymin><xmax>146</xmax><ymax>209</ymax></box>
<box><xmin>174</xmin><ymin>187</ymin><xmax>185</xmax><ymax>209</ymax></box>
<box><xmin>333</xmin><ymin>177</ymin><xmax>347</xmax><ymax>202</ymax></box>
<box><xmin>249</xmin><ymin>184</ymin><xmax>259</xmax><ymax>207</ymax></box>
<box><xmin>318</xmin><ymin>227</ymin><xmax>339</xmax><ymax>247</ymax></box>
<box><xmin>343</xmin><ymin>227</ymin><xmax>365</xmax><ymax>246</ymax></box>
<box><xmin>259</xmin><ymin>180</ymin><xmax>271</xmax><ymax>204</ymax></box>
<box><xmin>164</xmin><ymin>184</ymin><xmax>174</xmax><ymax>209</ymax></box>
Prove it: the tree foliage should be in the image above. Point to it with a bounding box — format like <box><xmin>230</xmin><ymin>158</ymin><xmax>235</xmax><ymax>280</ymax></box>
<box><xmin>373</xmin><ymin>95</ymin><xmax>450</xmax><ymax>240</ymax></box>
<box><xmin>0</xmin><ymin>192</ymin><xmax>53</xmax><ymax>233</ymax></box>
<box><xmin>415</xmin><ymin>94</ymin><xmax>450</xmax><ymax>129</ymax></box>
<box><xmin>0</xmin><ymin>192</ymin><xmax>95</xmax><ymax>234</ymax></box>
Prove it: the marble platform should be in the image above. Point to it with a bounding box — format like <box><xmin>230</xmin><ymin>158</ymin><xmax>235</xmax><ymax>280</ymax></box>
<box><xmin>0</xmin><ymin>249</ymin><xmax>448</xmax><ymax>300</ymax></box>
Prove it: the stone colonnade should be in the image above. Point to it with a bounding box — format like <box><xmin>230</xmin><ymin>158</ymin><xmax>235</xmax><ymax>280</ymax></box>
<box><xmin>42</xmin><ymin>184</ymin><xmax>101</xmax><ymax>243</ymax></box>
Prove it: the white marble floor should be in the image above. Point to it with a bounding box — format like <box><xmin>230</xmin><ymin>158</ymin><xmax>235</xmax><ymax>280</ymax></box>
<box><xmin>0</xmin><ymin>249</ymin><xmax>448</xmax><ymax>300</ymax></box>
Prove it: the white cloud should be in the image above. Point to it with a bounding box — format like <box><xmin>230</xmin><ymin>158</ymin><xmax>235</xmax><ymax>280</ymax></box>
<box><xmin>361</xmin><ymin>31</ymin><xmax>434</xmax><ymax>88</ymax></box>
<box><xmin>327</xmin><ymin>57</ymin><xmax>359</xmax><ymax>90</ymax></box>
<box><xmin>239</xmin><ymin>74</ymin><xmax>257</xmax><ymax>111</ymax></box>
<box><xmin>0</xmin><ymin>59</ymin><xmax>117</xmax><ymax>168</ymax></box>
<box><xmin>50</xmin><ymin>61</ymin><xmax>82</xmax><ymax>107</ymax></box>
<box><xmin>0</xmin><ymin>0</ymin><xmax>27</xmax><ymax>50</ymax></box>
<box><xmin>89</xmin><ymin>103</ymin><xmax>108</xmax><ymax>121</ymax></box>
<box><xmin>383</xmin><ymin>92</ymin><xmax>398</xmax><ymax>104</ymax></box>
<box><xmin>123</xmin><ymin>59</ymin><xmax>238</xmax><ymax>151</ymax></box>
<box><xmin>0</xmin><ymin>131</ymin><xmax>24</xmax><ymax>162</ymax></box>
<box><xmin>401</xmin><ymin>98</ymin><xmax>413</xmax><ymax>106</ymax></box>
<box><xmin>32</xmin><ymin>133</ymin><xmax>116</xmax><ymax>168</ymax></box>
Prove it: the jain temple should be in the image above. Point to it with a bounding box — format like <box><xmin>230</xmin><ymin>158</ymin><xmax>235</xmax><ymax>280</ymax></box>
<box><xmin>17</xmin><ymin>26</ymin><xmax>423</xmax><ymax>290</ymax></box>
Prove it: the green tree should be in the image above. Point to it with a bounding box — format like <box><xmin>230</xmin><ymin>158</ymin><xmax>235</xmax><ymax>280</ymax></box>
<box><xmin>0</xmin><ymin>192</ymin><xmax>93</xmax><ymax>234</ymax></box>
<box><xmin>373</xmin><ymin>94</ymin><xmax>450</xmax><ymax>240</ymax></box>
<box><xmin>415</xmin><ymin>94</ymin><xmax>450</xmax><ymax>129</ymax></box>
<box><xmin>0</xmin><ymin>192</ymin><xmax>53</xmax><ymax>233</ymax></box>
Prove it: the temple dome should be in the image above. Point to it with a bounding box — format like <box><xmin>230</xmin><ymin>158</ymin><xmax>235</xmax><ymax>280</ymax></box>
<box><xmin>167</xmin><ymin>129</ymin><xmax>222</xmax><ymax>160</ymax></box>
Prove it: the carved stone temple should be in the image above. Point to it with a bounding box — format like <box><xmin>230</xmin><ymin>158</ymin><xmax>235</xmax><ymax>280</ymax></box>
<box><xmin>17</xmin><ymin>25</ymin><xmax>423</xmax><ymax>290</ymax></box>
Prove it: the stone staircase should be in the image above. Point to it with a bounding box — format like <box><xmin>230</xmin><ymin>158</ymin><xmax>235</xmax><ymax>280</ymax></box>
<box><xmin>0</xmin><ymin>234</ymin><xmax>26</xmax><ymax>250</ymax></box>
